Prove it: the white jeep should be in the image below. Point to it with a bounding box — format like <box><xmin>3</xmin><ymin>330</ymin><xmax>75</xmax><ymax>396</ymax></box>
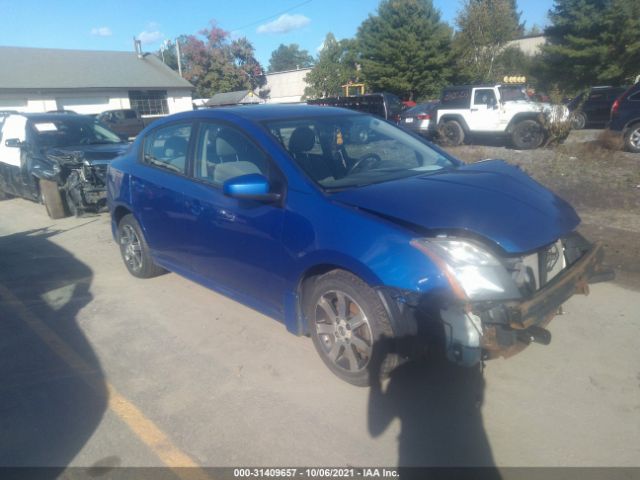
<box><xmin>434</xmin><ymin>84</ymin><xmax>569</xmax><ymax>149</ymax></box>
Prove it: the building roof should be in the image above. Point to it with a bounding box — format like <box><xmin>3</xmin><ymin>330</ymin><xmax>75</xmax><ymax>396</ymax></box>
<box><xmin>206</xmin><ymin>90</ymin><xmax>262</xmax><ymax>107</ymax></box>
<box><xmin>0</xmin><ymin>46</ymin><xmax>193</xmax><ymax>90</ymax></box>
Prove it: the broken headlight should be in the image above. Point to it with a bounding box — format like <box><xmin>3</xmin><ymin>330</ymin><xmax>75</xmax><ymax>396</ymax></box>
<box><xmin>411</xmin><ymin>238</ymin><xmax>521</xmax><ymax>301</ymax></box>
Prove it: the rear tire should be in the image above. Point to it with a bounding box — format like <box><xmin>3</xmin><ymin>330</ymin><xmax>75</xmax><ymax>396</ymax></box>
<box><xmin>624</xmin><ymin>123</ymin><xmax>640</xmax><ymax>153</ymax></box>
<box><xmin>39</xmin><ymin>179</ymin><xmax>67</xmax><ymax>219</ymax></box>
<box><xmin>303</xmin><ymin>270</ymin><xmax>400</xmax><ymax>386</ymax></box>
<box><xmin>438</xmin><ymin>120</ymin><xmax>465</xmax><ymax>146</ymax></box>
<box><xmin>117</xmin><ymin>214</ymin><xmax>164</xmax><ymax>278</ymax></box>
<box><xmin>511</xmin><ymin>119</ymin><xmax>545</xmax><ymax>150</ymax></box>
<box><xmin>571</xmin><ymin>111</ymin><xmax>586</xmax><ymax>130</ymax></box>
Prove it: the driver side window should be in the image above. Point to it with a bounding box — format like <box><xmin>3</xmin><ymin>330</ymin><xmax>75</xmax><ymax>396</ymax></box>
<box><xmin>473</xmin><ymin>89</ymin><xmax>496</xmax><ymax>106</ymax></box>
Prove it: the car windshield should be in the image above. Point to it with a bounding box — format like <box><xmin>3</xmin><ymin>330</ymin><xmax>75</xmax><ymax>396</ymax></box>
<box><xmin>265</xmin><ymin>114</ymin><xmax>457</xmax><ymax>190</ymax></box>
<box><xmin>499</xmin><ymin>86</ymin><xmax>530</xmax><ymax>102</ymax></box>
<box><xmin>30</xmin><ymin>117</ymin><xmax>122</xmax><ymax>148</ymax></box>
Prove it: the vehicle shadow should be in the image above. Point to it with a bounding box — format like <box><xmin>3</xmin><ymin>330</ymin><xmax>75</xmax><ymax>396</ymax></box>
<box><xmin>367</xmin><ymin>336</ymin><xmax>500</xmax><ymax>478</ymax></box>
<box><xmin>0</xmin><ymin>227</ymin><xmax>108</xmax><ymax>476</ymax></box>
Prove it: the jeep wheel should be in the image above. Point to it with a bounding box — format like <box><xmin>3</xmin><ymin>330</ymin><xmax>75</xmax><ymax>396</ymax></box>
<box><xmin>438</xmin><ymin>120</ymin><xmax>465</xmax><ymax>146</ymax></box>
<box><xmin>39</xmin><ymin>179</ymin><xmax>67</xmax><ymax>219</ymax></box>
<box><xmin>571</xmin><ymin>112</ymin><xmax>586</xmax><ymax>130</ymax></box>
<box><xmin>511</xmin><ymin>120</ymin><xmax>545</xmax><ymax>150</ymax></box>
<box><xmin>624</xmin><ymin>123</ymin><xmax>640</xmax><ymax>153</ymax></box>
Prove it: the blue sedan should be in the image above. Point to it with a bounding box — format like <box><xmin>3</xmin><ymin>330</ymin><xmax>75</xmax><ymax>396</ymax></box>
<box><xmin>107</xmin><ymin>105</ymin><xmax>607</xmax><ymax>386</ymax></box>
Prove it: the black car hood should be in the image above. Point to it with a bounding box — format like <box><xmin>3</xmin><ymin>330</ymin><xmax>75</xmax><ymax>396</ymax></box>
<box><xmin>45</xmin><ymin>143</ymin><xmax>129</xmax><ymax>165</ymax></box>
<box><xmin>331</xmin><ymin>160</ymin><xmax>581</xmax><ymax>254</ymax></box>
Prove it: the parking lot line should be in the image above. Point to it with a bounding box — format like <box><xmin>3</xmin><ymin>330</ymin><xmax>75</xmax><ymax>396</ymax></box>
<box><xmin>0</xmin><ymin>282</ymin><xmax>212</xmax><ymax>480</ymax></box>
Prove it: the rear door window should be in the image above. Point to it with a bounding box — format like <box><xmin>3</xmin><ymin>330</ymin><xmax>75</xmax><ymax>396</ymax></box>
<box><xmin>193</xmin><ymin>122</ymin><xmax>271</xmax><ymax>187</ymax></box>
<box><xmin>142</xmin><ymin>123</ymin><xmax>192</xmax><ymax>175</ymax></box>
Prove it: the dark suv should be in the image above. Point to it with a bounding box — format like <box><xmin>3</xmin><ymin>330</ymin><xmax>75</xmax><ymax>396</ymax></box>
<box><xmin>568</xmin><ymin>86</ymin><xmax>628</xmax><ymax>129</ymax></box>
<box><xmin>307</xmin><ymin>93</ymin><xmax>405</xmax><ymax>122</ymax></box>
<box><xmin>607</xmin><ymin>83</ymin><xmax>640</xmax><ymax>153</ymax></box>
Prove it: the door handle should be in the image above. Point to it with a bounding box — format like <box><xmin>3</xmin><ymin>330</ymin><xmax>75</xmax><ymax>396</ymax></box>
<box><xmin>217</xmin><ymin>209</ymin><xmax>236</xmax><ymax>222</ymax></box>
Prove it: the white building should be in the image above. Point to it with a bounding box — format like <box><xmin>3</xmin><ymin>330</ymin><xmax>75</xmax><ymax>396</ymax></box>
<box><xmin>506</xmin><ymin>35</ymin><xmax>546</xmax><ymax>56</ymax></box>
<box><xmin>0</xmin><ymin>46</ymin><xmax>194</xmax><ymax>117</ymax></box>
<box><xmin>263</xmin><ymin>67</ymin><xmax>313</xmax><ymax>104</ymax></box>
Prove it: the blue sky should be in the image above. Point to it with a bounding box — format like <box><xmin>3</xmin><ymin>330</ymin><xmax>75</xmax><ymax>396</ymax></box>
<box><xmin>0</xmin><ymin>0</ymin><xmax>553</xmax><ymax>67</ymax></box>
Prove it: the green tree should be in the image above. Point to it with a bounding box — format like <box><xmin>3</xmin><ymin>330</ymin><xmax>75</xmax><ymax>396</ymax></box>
<box><xmin>492</xmin><ymin>45</ymin><xmax>535</xmax><ymax>82</ymax></box>
<box><xmin>453</xmin><ymin>0</ymin><xmax>523</xmax><ymax>83</ymax></box>
<box><xmin>268</xmin><ymin>44</ymin><xmax>314</xmax><ymax>72</ymax></box>
<box><xmin>356</xmin><ymin>0</ymin><xmax>453</xmax><ymax>100</ymax></box>
<box><xmin>303</xmin><ymin>33</ymin><xmax>359</xmax><ymax>99</ymax></box>
<box><xmin>165</xmin><ymin>21</ymin><xmax>266</xmax><ymax>98</ymax></box>
<box><xmin>541</xmin><ymin>0</ymin><xmax>640</xmax><ymax>90</ymax></box>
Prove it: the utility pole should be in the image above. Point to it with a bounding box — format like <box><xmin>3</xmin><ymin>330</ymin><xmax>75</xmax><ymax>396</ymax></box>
<box><xmin>175</xmin><ymin>38</ymin><xmax>183</xmax><ymax>77</ymax></box>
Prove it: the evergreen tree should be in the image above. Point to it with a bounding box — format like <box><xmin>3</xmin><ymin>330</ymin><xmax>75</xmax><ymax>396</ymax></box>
<box><xmin>541</xmin><ymin>0</ymin><xmax>640</xmax><ymax>90</ymax></box>
<box><xmin>303</xmin><ymin>33</ymin><xmax>359</xmax><ymax>99</ymax></box>
<box><xmin>268</xmin><ymin>44</ymin><xmax>314</xmax><ymax>73</ymax></box>
<box><xmin>356</xmin><ymin>0</ymin><xmax>453</xmax><ymax>100</ymax></box>
<box><xmin>453</xmin><ymin>0</ymin><xmax>523</xmax><ymax>83</ymax></box>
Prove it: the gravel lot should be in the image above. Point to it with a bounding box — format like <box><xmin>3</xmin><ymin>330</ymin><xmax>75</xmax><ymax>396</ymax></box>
<box><xmin>0</xmin><ymin>130</ymin><xmax>638</xmax><ymax>472</ymax></box>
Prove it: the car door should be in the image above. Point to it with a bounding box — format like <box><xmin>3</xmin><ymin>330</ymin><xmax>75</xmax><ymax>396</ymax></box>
<box><xmin>131</xmin><ymin>121</ymin><xmax>196</xmax><ymax>271</ymax></box>
<box><xmin>467</xmin><ymin>88</ymin><xmax>500</xmax><ymax>131</ymax></box>
<box><xmin>0</xmin><ymin>115</ymin><xmax>29</xmax><ymax>197</ymax></box>
<box><xmin>184</xmin><ymin>120</ymin><xmax>286</xmax><ymax>314</ymax></box>
<box><xmin>584</xmin><ymin>90</ymin><xmax>608</xmax><ymax>124</ymax></box>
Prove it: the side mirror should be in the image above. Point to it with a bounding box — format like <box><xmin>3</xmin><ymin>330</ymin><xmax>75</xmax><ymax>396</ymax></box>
<box><xmin>223</xmin><ymin>173</ymin><xmax>281</xmax><ymax>202</ymax></box>
<box><xmin>4</xmin><ymin>138</ymin><xmax>24</xmax><ymax>148</ymax></box>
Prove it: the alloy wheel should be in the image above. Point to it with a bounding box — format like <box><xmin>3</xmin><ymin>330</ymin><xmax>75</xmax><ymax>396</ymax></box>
<box><xmin>630</xmin><ymin>127</ymin><xmax>640</xmax><ymax>149</ymax></box>
<box><xmin>314</xmin><ymin>290</ymin><xmax>373</xmax><ymax>373</ymax></box>
<box><xmin>120</xmin><ymin>224</ymin><xmax>143</xmax><ymax>273</ymax></box>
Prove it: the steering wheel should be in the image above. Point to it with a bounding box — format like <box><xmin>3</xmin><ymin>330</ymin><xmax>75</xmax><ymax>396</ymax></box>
<box><xmin>347</xmin><ymin>153</ymin><xmax>382</xmax><ymax>175</ymax></box>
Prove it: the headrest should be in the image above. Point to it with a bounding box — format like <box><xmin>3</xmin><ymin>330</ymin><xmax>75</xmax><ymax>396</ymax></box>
<box><xmin>288</xmin><ymin>126</ymin><xmax>316</xmax><ymax>154</ymax></box>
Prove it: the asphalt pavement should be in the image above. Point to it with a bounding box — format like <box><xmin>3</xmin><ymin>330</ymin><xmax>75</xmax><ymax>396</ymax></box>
<box><xmin>0</xmin><ymin>197</ymin><xmax>638</xmax><ymax>471</ymax></box>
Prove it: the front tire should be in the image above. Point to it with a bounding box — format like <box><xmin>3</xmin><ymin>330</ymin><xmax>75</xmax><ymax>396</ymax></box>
<box><xmin>304</xmin><ymin>270</ymin><xmax>400</xmax><ymax>386</ymax></box>
<box><xmin>624</xmin><ymin>123</ymin><xmax>640</xmax><ymax>153</ymax></box>
<box><xmin>39</xmin><ymin>179</ymin><xmax>67</xmax><ymax>219</ymax></box>
<box><xmin>511</xmin><ymin>119</ymin><xmax>545</xmax><ymax>150</ymax></box>
<box><xmin>117</xmin><ymin>214</ymin><xmax>164</xmax><ymax>278</ymax></box>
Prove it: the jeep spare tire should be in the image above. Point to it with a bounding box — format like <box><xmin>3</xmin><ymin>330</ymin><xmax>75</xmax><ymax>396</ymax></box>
<box><xmin>511</xmin><ymin>120</ymin><xmax>545</xmax><ymax>150</ymax></box>
<box><xmin>438</xmin><ymin>120</ymin><xmax>465</xmax><ymax>146</ymax></box>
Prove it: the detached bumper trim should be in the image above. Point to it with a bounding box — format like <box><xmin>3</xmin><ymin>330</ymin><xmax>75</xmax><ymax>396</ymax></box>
<box><xmin>506</xmin><ymin>242</ymin><xmax>606</xmax><ymax>329</ymax></box>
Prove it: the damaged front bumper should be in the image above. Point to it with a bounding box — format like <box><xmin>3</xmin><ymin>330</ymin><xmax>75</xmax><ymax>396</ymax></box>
<box><xmin>65</xmin><ymin>161</ymin><xmax>110</xmax><ymax>213</ymax></box>
<box><xmin>479</xmin><ymin>241</ymin><xmax>610</xmax><ymax>362</ymax></box>
<box><xmin>381</xmin><ymin>239</ymin><xmax>613</xmax><ymax>367</ymax></box>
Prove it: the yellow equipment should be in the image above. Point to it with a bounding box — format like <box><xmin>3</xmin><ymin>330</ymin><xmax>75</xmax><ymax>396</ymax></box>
<box><xmin>342</xmin><ymin>82</ymin><xmax>366</xmax><ymax>96</ymax></box>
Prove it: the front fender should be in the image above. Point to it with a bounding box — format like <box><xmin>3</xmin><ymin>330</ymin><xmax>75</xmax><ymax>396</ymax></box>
<box><xmin>30</xmin><ymin>155</ymin><xmax>61</xmax><ymax>182</ymax></box>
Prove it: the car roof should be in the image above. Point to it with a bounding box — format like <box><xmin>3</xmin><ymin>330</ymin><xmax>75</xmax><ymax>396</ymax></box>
<box><xmin>166</xmin><ymin>104</ymin><xmax>366</xmax><ymax>123</ymax></box>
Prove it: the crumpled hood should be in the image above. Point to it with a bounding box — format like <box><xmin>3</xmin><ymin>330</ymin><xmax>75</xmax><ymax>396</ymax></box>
<box><xmin>331</xmin><ymin>160</ymin><xmax>580</xmax><ymax>254</ymax></box>
<box><xmin>45</xmin><ymin>143</ymin><xmax>129</xmax><ymax>165</ymax></box>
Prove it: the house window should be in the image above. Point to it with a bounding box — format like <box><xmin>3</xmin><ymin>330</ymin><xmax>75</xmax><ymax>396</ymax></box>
<box><xmin>128</xmin><ymin>90</ymin><xmax>169</xmax><ymax>116</ymax></box>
